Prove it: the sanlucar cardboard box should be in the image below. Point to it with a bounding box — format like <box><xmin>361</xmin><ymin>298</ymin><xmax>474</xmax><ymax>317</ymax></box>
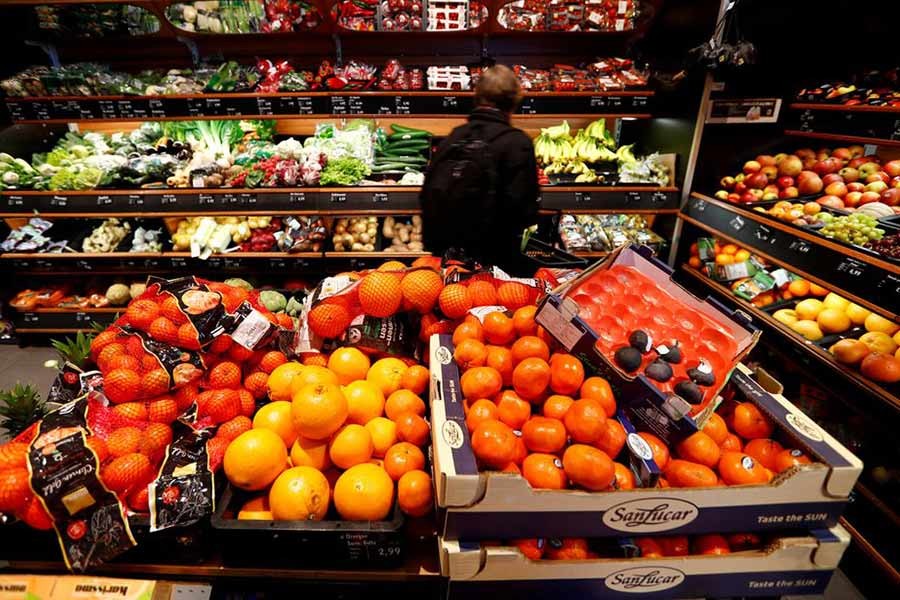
<box><xmin>535</xmin><ymin>244</ymin><xmax>760</xmax><ymax>445</ymax></box>
<box><xmin>429</xmin><ymin>335</ymin><xmax>862</xmax><ymax>540</ymax></box>
<box><xmin>439</xmin><ymin>526</ymin><xmax>849</xmax><ymax>599</ymax></box>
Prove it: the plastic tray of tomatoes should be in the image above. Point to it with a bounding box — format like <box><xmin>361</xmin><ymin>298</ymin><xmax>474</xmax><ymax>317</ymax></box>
<box><xmin>211</xmin><ymin>484</ymin><xmax>406</xmax><ymax>567</ymax></box>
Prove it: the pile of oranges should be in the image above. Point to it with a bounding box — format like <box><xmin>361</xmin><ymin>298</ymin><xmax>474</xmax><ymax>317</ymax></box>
<box><xmin>222</xmin><ymin>347</ymin><xmax>434</xmax><ymax>521</ymax></box>
<box><xmin>508</xmin><ymin>532</ymin><xmax>763</xmax><ymax>560</ymax></box>
<box><xmin>455</xmin><ymin>308</ymin><xmax>812</xmax><ymax>491</ymax></box>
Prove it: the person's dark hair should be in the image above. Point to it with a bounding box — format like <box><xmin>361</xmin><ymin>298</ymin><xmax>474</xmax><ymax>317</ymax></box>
<box><xmin>474</xmin><ymin>65</ymin><xmax>523</xmax><ymax>113</ymax></box>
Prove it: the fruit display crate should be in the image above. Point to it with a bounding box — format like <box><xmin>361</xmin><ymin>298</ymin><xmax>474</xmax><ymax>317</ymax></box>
<box><xmin>0</xmin><ymin>186</ymin><xmax>680</xmax><ymax>217</ymax></box>
<box><xmin>3</xmin><ymin>91</ymin><xmax>655</xmax><ymax>122</ymax></box>
<box><xmin>210</xmin><ymin>484</ymin><xmax>406</xmax><ymax>568</ymax></box>
<box><xmin>534</xmin><ymin>244</ymin><xmax>760</xmax><ymax>441</ymax></box>
<box><xmin>678</xmin><ymin>265</ymin><xmax>900</xmax><ymax>413</ymax></box>
<box><xmin>681</xmin><ymin>193</ymin><xmax>900</xmax><ymax>319</ymax></box>
<box><xmin>439</xmin><ymin>526</ymin><xmax>850</xmax><ymax>599</ymax></box>
<box><xmin>429</xmin><ymin>334</ymin><xmax>862</xmax><ymax>540</ymax></box>
<box><xmin>785</xmin><ymin>103</ymin><xmax>900</xmax><ymax>147</ymax></box>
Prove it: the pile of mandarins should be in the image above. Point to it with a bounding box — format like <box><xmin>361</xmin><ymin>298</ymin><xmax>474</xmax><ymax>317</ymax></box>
<box><xmin>509</xmin><ymin>532</ymin><xmax>764</xmax><ymax>560</ymax></box>
<box><xmin>455</xmin><ymin>308</ymin><xmax>812</xmax><ymax>491</ymax></box>
<box><xmin>222</xmin><ymin>348</ymin><xmax>434</xmax><ymax>521</ymax></box>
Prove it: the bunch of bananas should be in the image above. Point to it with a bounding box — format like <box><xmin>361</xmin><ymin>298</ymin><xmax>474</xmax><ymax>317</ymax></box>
<box><xmin>534</xmin><ymin>120</ymin><xmax>576</xmax><ymax>165</ymax></box>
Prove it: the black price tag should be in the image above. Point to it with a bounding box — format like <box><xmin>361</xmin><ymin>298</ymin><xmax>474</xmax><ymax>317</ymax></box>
<box><xmin>23</xmin><ymin>313</ymin><xmax>39</xmax><ymax>324</ymax></box>
<box><xmin>837</xmin><ymin>257</ymin><xmax>867</xmax><ymax>279</ymax></box>
<box><xmin>330</xmin><ymin>192</ymin><xmax>348</xmax><ymax>203</ymax></box>
<box><xmin>160</xmin><ymin>194</ymin><xmax>179</xmax><ymax>206</ymax></box>
<box><xmin>127</xmin><ymin>194</ymin><xmax>144</xmax><ymax>206</ymax></box>
<box><xmin>632</xmin><ymin>96</ymin><xmax>649</xmax><ymax>108</ymax></box>
<box><xmin>268</xmin><ymin>258</ymin><xmax>288</xmax><ymax>270</ymax></box>
<box><xmin>96</xmin><ymin>195</ymin><xmax>113</xmax><ymax>207</ymax></box>
<box><xmin>223</xmin><ymin>257</ymin><xmax>241</xmax><ymax>269</ymax></box>
<box><xmin>728</xmin><ymin>215</ymin><xmax>746</xmax><ymax>232</ymax></box>
<box><xmin>589</xmin><ymin>96</ymin><xmax>607</xmax><ymax>108</ymax></box>
<box><xmin>144</xmin><ymin>259</ymin><xmax>161</xmax><ymax>269</ymax></box>
<box><xmin>373</xmin><ymin>192</ymin><xmax>389</xmax><ymax>204</ymax></box>
<box><xmin>394</xmin><ymin>96</ymin><xmax>411</xmax><ymax>115</ymax></box>
<box><xmin>651</xmin><ymin>191</ymin><xmax>668</xmax><ymax>204</ymax></box>
<box><xmin>442</xmin><ymin>95</ymin><xmax>459</xmax><ymax>110</ymax></box>
<box><xmin>204</xmin><ymin>98</ymin><xmax>223</xmax><ymax>116</ymax></box>
<box><xmin>754</xmin><ymin>224</ymin><xmax>774</xmax><ymax>244</ymax></box>
<box><xmin>198</xmin><ymin>194</ymin><xmax>216</xmax><ymax>206</ymax></box>
<box><xmin>574</xmin><ymin>191</ymin><xmax>591</xmax><ymax>204</ymax></box>
<box><xmin>242</xmin><ymin>193</ymin><xmax>257</xmax><ymax>205</ymax></box>
<box><xmin>257</xmin><ymin>97</ymin><xmax>273</xmax><ymax>116</ymax></box>
<box><xmin>347</xmin><ymin>96</ymin><xmax>364</xmax><ymax>114</ymax></box>
<box><xmin>608</xmin><ymin>96</ymin><xmax>624</xmax><ymax>108</ymax></box>
<box><xmin>32</xmin><ymin>101</ymin><xmax>51</xmax><ymax>120</ymax></box>
<box><xmin>296</xmin><ymin>97</ymin><xmax>314</xmax><ymax>115</ymax></box>
<box><xmin>116</xmin><ymin>99</ymin><xmax>136</xmax><ymax>119</ymax></box>
<box><xmin>223</xmin><ymin>193</ymin><xmax>240</xmax><ymax>205</ymax></box>
<box><xmin>789</xmin><ymin>239</ymin><xmax>812</xmax><ymax>255</ymax></box>
<box><xmin>75</xmin><ymin>312</ymin><xmax>92</xmax><ymax>323</ymax></box>
<box><xmin>626</xmin><ymin>191</ymin><xmax>643</xmax><ymax>205</ymax></box>
<box><xmin>519</xmin><ymin>97</ymin><xmax>538</xmax><ymax>115</ymax></box>
<box><xmin>170</xmin><ymin>257</ymin><xmax>187</xmax><ymax>269</ymax></box>
<box><xmin>6</xmin><ymin>102</ymin><xmax>25</xmax><ymax>121</ymax></box>
<box><xmin>75</xmin><ymin>260</ymin><xmax>93</xmax><ymax>271</ymax></box>
<box><xmin>289</xmin><ymin>192</ymin><xmax>306</xmax><ymax>205</ymax></box>
<box><xmin>207</xmin><ymin>257</ymin><xmax>224</xmax><ymax>269</ymax></box>
<box><xmin>149</xmin><ymin>99</ymin><xmax>166</xmax><ymax>118</ymax></box>
<box><xmin>690</xmin><ymin>197</ymin><xmax>706</xmax><ymax>212</ymax></box>
<box><xmin>331</xmin><ymin>96</ymin><xmax>348</xmax><ymax>115</ymax></box>
<box><xmin>186</xmin><ymin>98</ymin><xmax>203</xmax><ymax>117</ymax></box>
<box><xmin>50</xmin><ymin>195</ymin><xmax>68</xmax><ymax>207</ymax></box>
<box><xmin>98</xmin><ymin>100</ymin><xmax>117</xmax><ymax>118</ymax></box>
<box><xmin>12</xmin><ymin>260</ymin><xmax>29</xmax><ymax>269</ymax></box>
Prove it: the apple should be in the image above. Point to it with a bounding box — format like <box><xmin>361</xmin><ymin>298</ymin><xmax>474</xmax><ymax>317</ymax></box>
<box><xmin>817</xmin><ymin>195</ymin><xmax>845</xmax><ymax>209</ymax></box>
<box><xmin>740</xmin><ymin>192</ymin><xmax>757</xmax><ymax>203</ymax></box>
<box><xmin>749</xmin><ymin>189</ymin><xmax>765</xmax><ymax>200</ymax></box>
<box><xmin>734</xmin><ymin>181</ymin><xmax>748</xmax><ymax>195</ymax></box>
<box><xmin>777</xmin><ymin>155</ymin><xmax>803</xmax><ymax>177</ymax></box>
<box><xmin>797</xmin><ymin>173</ymin><xmax>824</xmax><ymax>195</ymax></box>
<box><xmin>892</xmin><ymin>176</ymin><xmax>900</xmax><ymax>189</ymax></box>
<box><xmin>777</xmin><ymin>176</ymin><xmax>795</xmax><ymax>188</ymax></box>
<box><xmin>859</xmin><ymin>162</ymin><xmax>881</xmax><ymax>179</ymax></box>
<box><xmin>756</xmin><ymin>155</ymin><xmax>776</xmax><ymax>167</ymax></box>
<box><xmin>848</xmin><ymin>157</ymin><xmax>869</xmax><ymax>169</ymax></box>
<box><xmin>824</xmin><ymin>181</ymin><xmax>848</xmax><ymax>197</ymax></box>
<box><xmin>848</xmin><ymin>145</ymin><xmax>865</xmax><ymax>158</ymax></box>
<box><xmin>815</xmin><ymin>149</ymin><xmax>831</xmax><ymax>161</ymax></box>
<box><xmin>746</xmin><ymin>172</ymin><xmax>769</xmax><ymax>189</ymax></box>
<box><xmin>779</xmin><ymin>186</ymin><xmax>799</xmax><ymax>199</ymax></box>
<box><xmin>802</xmin><ymin>156</ymin><xmax>818</xmax><ymax>170</ymax></box>
<box><xmin>884</xmin><ymin>160</ymin><xmax>900</xmax><ymax>178</ymax></box>
<box><xmin>865</xmin><ymin>180</ymin><xmax>888</xmax><ymax>194</ymax></box>
<box><xmin>761</xmin><ymin>165</ymin><xmax>778</xmax><ymax>181</ymax></box>
<box><xmin>859</xmin><ymin>191</ymin><xmax>881</xmax><ymax>205</ymax></box>
<box><xmin>844</xmin><ymin>191</ymin><xmax>863</xmax><ymax>208</ymax></box>
<box><xmin>847</xmin><ymin>182</ymin><xmax>865</xmax><ymax>192</ymax></box>
<box><xmin>881</xmin><ymin>188</ymin><xmax>900</xmax><ymax>206</ymax></box>
<box><xmin>743</xmin><ymin>160</ymin><xmax>762</xmax><ymax>174</ymax></box>
<box><xmin>764</xmin><ymin>184</ymin><xmax>779</xmax><ymax>195</ymax></box>
<box><xmin>734</xmin><ymin>173</ymin><xmax>745</xmax><ymax>183</ymax></box>
<box><xmin>863</xmin><ymin>154</ymin><xmax>881</xmax><ymax>163</ymax></box>
<box><xmin>727</xmin><ymin>193</ymin><xmax>741</xmax><ymax>203</ymax></box>
<box><xmin>795</xmin><ymin>148</ymin><xmax>815</xmax><ymax>160</ymax></box>
<box><xmin>831</xmin><ymin>147</ymin><xmax>852</xmax><ymax>161</ymax></box>
<box><xmin>720</xmin><ymin>176</ymin><xmax>736</xmax><ymax>189</ymax></box>
<box><xmin>822</xmin><ymin>173</ymin><xmax>843</xmax><ymax>186</ymax></box>
<box><xmin>839</xmin><ymin>167</ymin><xmax>859</xmax><ymax>183</ymax></box>
<box><xmin>875</xmin><ymin>171</ymin><xmax>890</xmax><ymax>184</ymax></box>
<box><xmin>714</xmin><ymin>190</ymin><xmax>730</xmax><ymax>201</ymax></box>
<box><xmin>774</xmin><ymin>153</ymin><xmax>788</xmax><ymax>164</ymax></box>
<box><xmin>762</xmin><ymin>191</ymin><xmax>779</xmax><ymax>200</ymax></box>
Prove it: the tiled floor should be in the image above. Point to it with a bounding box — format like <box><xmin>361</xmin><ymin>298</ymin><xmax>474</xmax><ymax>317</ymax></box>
<box><xmin>0</xmin><ymin>344</ymin><xmax>869</xmax><ymax>598</ymax></box>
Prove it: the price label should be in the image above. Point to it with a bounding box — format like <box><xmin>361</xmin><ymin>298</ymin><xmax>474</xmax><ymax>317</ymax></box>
<box><xmin>296</xmin><ymin>97</ymin><xmax>314</xmax><ymax>115</ymax></box>
<box><xmin>891</xmin><ymin>118</ymin><xmax>900</xmax><ymax>141</ymax></box>
<box><xmin>574</xmin><ymin>192</ymin><xmax>591</xmax><ymax>204</ymax></box>
<box><xmin>837</xmin><ymin>258</ymin><xmax>867</xmax><ymax>279</ymax></box>
<box><xmin>12</xmin><ymin>260</ymin><xmax>30</xmax><ymax>269</ymax></box>
<box><xmin>116</xmin><ymin>99</ymin><xmax>136</xmax><ymax>118</ymax></box>
<box><xmin>754</xmin><ymin>224</ymin><xmax>773</xmax><ymax>243</ymax></box>
<box><xmin>519</xmin><ymin>97</ymin><xmax>538</xmax><ymax>115</ymax></box>
<box><xmin>170</xmin><ymin>257</ymin><xmax>187</xmax><ymax>269</ymax></box>
<box><xmin>589</xmin><ymin>96</ymin><xmax>607</xmax><ymax>108</ymax></box>
<box><xmin>75</xmin><ymin>312</ymin><xmax>91</xmax><ymax>323</ymax></box>
<box><xmin>160</xmin><ymin>194</ymin><xmax>179</xmax><ymax>206</ymax></box>
<box><xmin>207</xmin><ymin>257</ymin><xmax>224</xmax><ymax>269</ymax></box>
<box><xmin>331</xmin><ymin>96</ymin><xmax>348</xmax><ymax>115</ymax></box>
<box><xmin>204</xmin><ymin>98</ymin><xmax>223</xmax><ymax>115</ymax></box>
<box><xmin>442</xmin><ymin>95</ymin><xmax>459</xmax><ymax>110</ymax></box>
<box><xmin>75</xmin><ymin>260</ymin><xmax>93</xmax><ymax>271</ymax></box>
<box><xmin>632</xmin><ymin>96</ymin><xmax>649</xmax><ymax>108</ymax></box>
<box><xmin>144</xmin><ymin>259</ymin><xmax>161</xmax><ymax>269</ymax></box>
<box><xmin>268</xmin><ymin>258</ymin><xmax>288</xmax><ymax>270</ymax></box>
<box><xmin>878</xmin><ymin>274</ymin><xmax>900</xmax><ymax>300</ymax></box>
<box><xmin>149</xmin><ymin>98</ymin><xmax>166</xmax><ymax>118</ymax></box>
<box><xmin>651</xmin><ymin>191</ymin><xmax>668</xmax><ymax>204</ymax></box>
<box><xmin>690</xmin><ymin>197</ymin><xmax>706</xmax><ymax>212</ymax></box>
<box><xmin>198</xmin><ymin>194</ymin><xmax>216</xmax><ymax>205</ymax></box>
<box><xmin>394</xmin><ymin>97</ymin><xmax>411</xmax><ymax>115</ymax></box>
<box><xmin>626</xmin><ymin>191</ymin><xmax>643</xmax><ymax>204</ymax></box>
<box><xmin>6</xmin><ymin>102</ymin><xmax>25</xmax><ymax>121</ymax></box>
<box><xmin>608</xmin><ymin>96</ymin><xmax>624</xmax><ymax>108</ymax></box>
<box><xmin>257</xmin><ymin>97</ymin><xmax>273</xmax><ymax>116</ymax></box>
<box><xmin>23</xmin><ymin>313</ymin><xmax>39</xmax><ymax>324</ymax></box>
<box><xmin>347</xmin><ymin>96</ymin><xmax>364</xmax><ymax>114</ymax></box>
<box><xmin>6</xmin><ymin>195</ymin><xmax>24</xmax><ymax>207</ymax></box>
<box><xmin>50</xmin><ymin>195</ymin><xmax>68</xmax><ymax>207</ymax></box>
<box><xmin>223</xmin><ymin>193</ymin><xmax>240</xmax><ymax>205</ymax></box>
<box><xmin>789</xmin><ymin>239</ymin><xmax>812</xmax><ymax>255</ymax></box>
<box><xmin>373</xmin><ymin>192</ymin><xmax>389</xmax><ymax>204</ymax></box>
<box><xmin>32</xmin><ymin>101</ymin><xmax>51</xmax><ymax>120</ymax></box>
<box><xmin>288</xmin><ymin>192</ymin><xmax>306</xmax><ymax>204</ymax></box>
<box><xmin>186</xmin><ymin>98</ymin><xmax>203</xmax><ymax>116</ymax></box>
<box><xmin>96</xmin><ymin>195</ymin><xmax>113</xmax><ymax>206</ymax></box>
<box><xmin>242</xmin><ymin>193</ymin><xmax>257</xmax><ymax>205</ymax></box>
<box><xmin>223</xmin><ymin>257</ymin><xmax>241</xmax><ymax>269</ymax></box>
<box><xmin>98</xmin><ymin>100</ymin><xmax>117</xmax><ymax>118</ymax></box>
<box><xmin>330</xmin><ymin>192</ymin><xmax>348</xmax><ymax>203</ymax></box>
<box><xmin>728</xmin><ymin>215</ymin><xmax>746</xmax><ymax>232</ymax></box>
<box><xmin>127</xmin><ymin>194</ymin><xmax>144</xmax><ymax>206</ymax></box>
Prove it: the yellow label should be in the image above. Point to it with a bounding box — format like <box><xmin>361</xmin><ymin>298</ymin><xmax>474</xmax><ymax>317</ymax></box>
<box><xmin>0</xmin><ymin>575</ymin><xmax>54</xmax><ymax>600</ymax></box>
<box><xmin>50</xmin><ymin>577</ymin><xmax>155</xmax><ymax>600</ymax></box>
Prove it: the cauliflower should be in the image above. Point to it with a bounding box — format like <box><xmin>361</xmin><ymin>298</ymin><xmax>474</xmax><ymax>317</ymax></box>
<box><xmin>259</xmin><ymin>290</ymin><xmax>287</xmax><ymax>313</ymax></box>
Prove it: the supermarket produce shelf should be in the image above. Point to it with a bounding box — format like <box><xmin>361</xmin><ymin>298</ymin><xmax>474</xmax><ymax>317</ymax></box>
<box><xmin>785</xmin><ymin>103</ymin><xmax>900</xmax><ymax>147</ymax></box>
<box><xmin>0</xmin><ymin>186</ymin><xmax>681</xmax><ymax>216</ymax></box>
<box><xmin>679</xmin><ymin>265</ymin><xmax>900</xmax><ymax>414</ymax></box>
<box><xmin>4</xmin><ymin>91</ymin><xmax>654</xmax><ymax>122</ymax></box>
<box><xmin>681</xmin><ymin>193</ymin><xmax>900</xmax><ymax>320</ymax></box>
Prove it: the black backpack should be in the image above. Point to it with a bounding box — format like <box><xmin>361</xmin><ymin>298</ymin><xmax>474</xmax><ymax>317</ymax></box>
<box><xmin>420</xmin><ymin>124</ymin><xmax>514</xmax><ymax>258</ymax></box>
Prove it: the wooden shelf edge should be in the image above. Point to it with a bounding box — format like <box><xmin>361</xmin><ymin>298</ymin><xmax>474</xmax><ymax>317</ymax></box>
<box><xmin>790</xmin><ymin>102</ymin><xmax>900</xmax><ymax>114</ymax></box>
<box><xmin>784</xmin><ymin>130</ymin><xmax>900</xmax><ymax>148</ymax></box>
<box><xmin>689</xmin><ymin>192</ymin><xmax>900</xmax><ymax>276</ymax></box>
<box><xmin>680</xmin><ymin>265</ymin><xmax>900</xmax><ymax>413</ymax></box>
<box><xmin>12</xmin><ymin>307</ymin><xmax>121</xmax><ymax>314</ymax></box>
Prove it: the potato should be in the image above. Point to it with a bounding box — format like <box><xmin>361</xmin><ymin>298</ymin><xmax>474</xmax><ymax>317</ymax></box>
<box><xmin>352</xmin><ymin>242</ymin><xmax>364</xmax><ymax>251</ymax></box>
<box><xmin>360</xmin><ymin>233</ymin><xmax>371</xmax><ymax>244</ymax></box>
<box><xmin>335</xmin><ymin>224</ymin><xmax>346</xmax><ymax>234</ymax></box>
<box><xmin>363</xmin><ymin>243</ymin><xmax>375</xmax><ymax>252</ymax></box>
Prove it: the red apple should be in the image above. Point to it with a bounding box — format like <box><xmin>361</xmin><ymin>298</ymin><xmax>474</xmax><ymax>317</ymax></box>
<box><xmin>824</xmin><ymin>181</ymin><xmax>848</xmax><ymax>197</ymax></box>
<box><xmin>740</xmin><ymin>192</ymin><xmax>756</xmax><ymax>203</ymax></box>
<box><xmin>847</xmin><ymin>182</ymin><xmax>865</xmax><ymax>193</ymax></box>
<box><xmin>778</xmin><ymin>156</ymin><xmax>803</xmax><ymax>177</ymax></box>
<box><xmin>779</xmin><ymin>186</ymin><xmax>799</xmax><ymax>199</ymax></box>
<box><xmin>764</xmin><ymin>184</ymin><xmax>779</xmax><ymax>195</ymax></box>
<box><xmin>714</xmin><ymin>190</ymin><xmax>730</xmax><ymax>201</ymax></box>
<box><xmin>795</xmin><ymin>148</ymin><xmax>815</xmax><ymax>160</ymax></box>
<box><xmin>748</xmin><ymin>189</ymin><xmax>764</xmax><ymax>200</ymax></box>
<box><xmin>865</xmin><ymin>180</ymin><xmax>888</xmax><ymax>194</ymax></box>
<box><xmin>884</xmin><ymin>160</ymin><xmax>900</xmax><ymax>178</ymax></box>
<box><xmin>720</xmin><ymin>176</ymin><xmax>736</xmax><ymax>189</ymax></box>
<box><xmin>863</xmin><ymin>154</ymin><xmax>881</xmax><ymax>163</ymax></box>
<box><xmin>848</xmin><ymin>157</ymin><xmax>869</xmax><ymax>169</ymax></box>
<box><xmin>844</xmin><ymin>191</ymin><xmax>863</xmax><ymax>208</ymax></box>
<box><xmin>746</xmin><ymin>172</ymin><xmax>769</xmax><ymax>189</ymax></box>
<box><xmin>743</xmin><ymin>160</ymin><xmax>762</xmax><ymax>174</ymax></box>
<box><xmin>848</xmin><ymin>145</ymin><xmax>864</xmax><ymax>158</ymax></box>
<box><xmin>774</xmin><ymin>153</ymin><xmax>789</xmax><ymax>164</ymax></box>
<box><xmin>762</xmin><ymin>191</ymin><xmax>779</xmax><ymax>200</ymax></box>
<box><xmin>817</xmin><ymin>195</ymin><xmax>845</xmax><ymax>209</ymax></box>
<box><xmin>734</xmin><ymin>181</ymin><xmax>748</xmax><ymax>195</ymax></box>
<box><xmin>891</xmin><ymin>175</ymin><xmax>900</xmax><ymax>189</ymax></box>
<box><xmin>831</xmin><ymin>147</ymin><xmax>852</xmax><ymax>161</ymax></box>
<box><xmin>777</xmin><ymin>176</ymin><xmax>795</xmax><ymax>189</ymax></box>
<box><xmin>881</xmin><ymin>188</ymin><xmax>900</xmax><ymax>207</ymax></box>
<box><xmin>802</xmin><ymin>156</ymin><xmax>818</xmax><ymax>169</ymax></box>
<box><xmin>876</xmin><ymin>171</ymin><xmax>890</xmax><ymax>184</ymax></box>
<box><xmin>858</xmin><ymin>191</ymin><xmax>881</xmax><ymax>205</ymax></box>
<box><xmin>761</xmin><ymin>165</ymin><xmax>778</xmax><ymax>181</ymax></box>
<box><xmin>755</xmin><ymin>155</ymin><xmax>777</xmax><ymax>167</ymax></box>
<box><xmin>859</xmin><ymin>162</ymin><xmax>881</xmax><ymax>179</ymax></box>
<box><xmin>727</xmin><ymin>193</ymin><xmax>741</xmax><ymax>203</ymax></box>
<box><xmin>822</xmin><ymin>173</ymin><xmax>843</xmax><ymax>186</ymax></box>
<box><xmin>815</xmin><ymin>149</ymin><xmax>831</xmax><ymax>161</ymax></box>
<box><xmin>797</xmin><ymin>173</ymin><xmax>824</xmax><ymax>195</ymax></box>
<box><xmin>839</xmin><ymin>167</ymin><xmax>859</xmax><ymax>183</ymax></box>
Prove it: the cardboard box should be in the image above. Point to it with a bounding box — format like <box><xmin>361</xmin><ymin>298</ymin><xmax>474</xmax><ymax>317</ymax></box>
<box><xmin>430</xmin><ymin>334</ymin><xmax>862</xmax><ymax>540</ymax></box>
<box><xmin>439</xmin><ymin>526</ymin><xmax>849</xmax><ymax>599</ymax></box>
<box><xmin>535</xmin><ymin>244</ymin><xmax>761</xmax><ymax>445</ymax></box>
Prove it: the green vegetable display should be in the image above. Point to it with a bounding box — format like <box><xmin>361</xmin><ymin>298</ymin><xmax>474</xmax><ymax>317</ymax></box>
<box><xmin>320</xmin><ymin>157</ymin><xmax>372</xmax><ymax>186</ymax></box>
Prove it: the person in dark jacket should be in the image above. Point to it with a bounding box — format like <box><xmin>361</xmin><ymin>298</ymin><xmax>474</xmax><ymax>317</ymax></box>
<box><xmin>420</xmin><ymin>65</ymin><xmax>539</xmax><ymax>275</ymax></box>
